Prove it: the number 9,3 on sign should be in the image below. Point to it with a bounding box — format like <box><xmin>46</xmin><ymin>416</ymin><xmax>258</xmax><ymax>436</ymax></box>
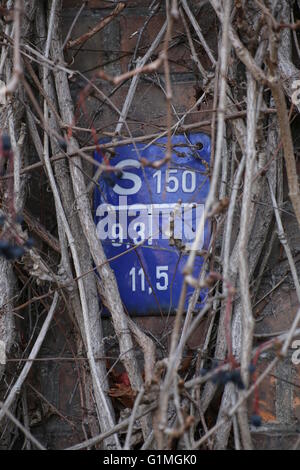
<box><xmin>94</xmin><ymin>133</ymin><xmax>211</xmax><ymax>316</ymax></box>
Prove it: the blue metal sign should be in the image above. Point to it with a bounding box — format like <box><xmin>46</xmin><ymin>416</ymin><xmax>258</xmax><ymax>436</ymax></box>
<box><xmin>94</xmin><ymin>133</ymin><xmax>211</xmax><ymax>316</ymax></box>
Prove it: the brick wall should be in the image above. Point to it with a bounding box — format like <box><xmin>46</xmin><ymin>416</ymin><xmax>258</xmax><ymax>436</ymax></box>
<box><xmin>27</xmin><ymin>0</ymin><xmax>300</xmax><ymax>449</ymax></box>
<box><xmin>62</xmin><ymin>0</ymin><xmax>215</xmax><ymax>136</ymax></box>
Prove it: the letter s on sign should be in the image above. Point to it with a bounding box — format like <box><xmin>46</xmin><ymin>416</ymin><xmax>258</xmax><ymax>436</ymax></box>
<box><xmin>113</xmin><ymin>159</ymin><xmax>142</xmax><ymax>195</ymax></box>
<box><xmin>291</xmin><ymin>80</ymin><xmax>300</xmax><ymax>106</ymax></box>
<box><xmin>291</xmin><ymin>340</ymin><xmax>300</xmax><ymax>365</ymax></box>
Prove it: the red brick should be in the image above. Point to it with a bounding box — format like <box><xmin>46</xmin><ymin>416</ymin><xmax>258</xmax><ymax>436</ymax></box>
<box><xmin>252</xmin><ymin>432</ymin><xmax>299</xmax><ymax>450</ymax></box>
<box><xmin>252</xmin><ymin>285</ymin><xmax>300</xmax><ymax>428</ymax></box>
<box><xmin>291</xmin><ymin>364</ymin><xmax>300</xmax><ymax>422</ymax></box>
<box><xmin>119</xmin><ymin>13</ymin><xmax>198</xmax><ymax>74</ymax></box>
<box><xmin>135</xmin><ymin>315</ymin><xmax>211</xmax><ymax>351</ymax></box>
<box><xmin>254</xmin><ymin>288</ymin><xmax>299</xmax><ymax>336</ymax></box>
<box><xmin>71</xmin><ymin>77</ymin><xmax>213</xmax><ymax>137</ymax></box>
<box><xmin>62</xmin><ymin>9</ymin><xmax>122</xmax><ymax>77</ymax></box>
<box><xmin>252</xmin><ymin>358</ymin><xmax>277</xmax><ymax>424</ymax></box>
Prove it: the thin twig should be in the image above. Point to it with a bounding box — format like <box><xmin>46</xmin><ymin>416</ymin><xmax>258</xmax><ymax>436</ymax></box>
<box><xmin>0</xmin><ymin>292</ymin><xmax>59</xmax><ymax>424</ymax></box>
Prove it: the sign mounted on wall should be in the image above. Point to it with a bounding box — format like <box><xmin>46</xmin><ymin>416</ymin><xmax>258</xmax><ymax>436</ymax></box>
<box><xmin>94</xmin><ymin>133</ymin><xmax>211</xmax><ymax>316</ymax></box>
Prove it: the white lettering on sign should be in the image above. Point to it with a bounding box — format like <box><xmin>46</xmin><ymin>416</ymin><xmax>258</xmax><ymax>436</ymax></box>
<box><xmin>129</xmin><ymin>265</ymin><xmax>169</xmax><ymax>294</ymax></box>
<box><xmin>152</xmin><ymin>169</ymin><xmax>196</xmax><ymax>194</ymax></box>
<box><xmin>95</xmin><ymin>197</ymin><xmax>204</xmax><ymax>249</ymax></box>
<box><xmin>112</xmin><ymin>162</ymin><xmax>198</xmax><ymax>196</ymax></box>
<box><xmin>113</xmin><ymin>159</ymin><xmax>142</xmax><ymax>195</ymax></box>
<box><xmin>96</xmin><ymin>161</ymin><xmax>206</xmax><ymax>251</ymax></box>
<box><xmin>156</xmin><ymin>265</ymin><xmax>169</xmax><ymax>290</ymax></box>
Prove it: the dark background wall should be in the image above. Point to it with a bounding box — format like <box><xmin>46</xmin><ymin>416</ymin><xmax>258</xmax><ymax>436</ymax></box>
<box><xmin>22</xmin><ymin>0</ymin><xmax>300</xmax><ymax>449</ymax></box>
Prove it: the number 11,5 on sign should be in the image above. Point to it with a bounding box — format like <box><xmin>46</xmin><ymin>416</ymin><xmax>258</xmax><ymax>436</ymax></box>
<box><xmin>129</xmin><ymin>266</ymin><xmax>168</xmax><ymax>293</ymax></box>
<box><xmin>94</xmin><ymin>133</ymin><xmax>211</xmax><ymax>316</ymax></box>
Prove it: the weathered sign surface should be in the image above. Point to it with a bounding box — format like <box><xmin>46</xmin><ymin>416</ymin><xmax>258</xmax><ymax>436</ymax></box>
<box><xmin>94</xmin><ymin>133</ymin><xmax>211</xmax><ymax>315</ymax></box>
